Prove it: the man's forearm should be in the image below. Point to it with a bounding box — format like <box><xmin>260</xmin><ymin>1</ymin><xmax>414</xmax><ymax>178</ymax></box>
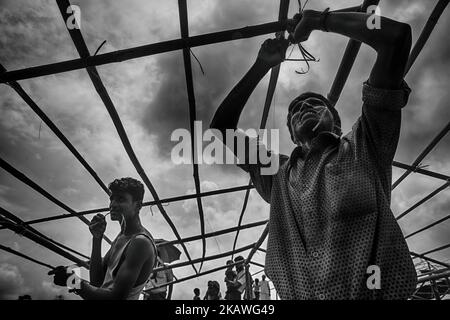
<box><xmin>210</xmin><ymin>59</ymin><xmax>270</xmax><ymax>133</ymax></box>
<box><xmin>323</xmin><ymin>12</ymin><xmax>410</xmax><ymax>52</ymax></box>
<box><xmin>78</xmin><ymin>280</ymin><xmax>117</xmax><ymax>300</ymax></box>
<box><xmin>89</xmin><ymin>237</ymin><xmax>104</xmax><ymax>286</ymax></box>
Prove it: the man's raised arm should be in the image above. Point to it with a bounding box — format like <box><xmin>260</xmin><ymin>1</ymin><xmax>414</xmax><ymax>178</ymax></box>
<box><xmin>210</xmin><ymin>38</ymin><xmax>289</xmax><ymax>140</ymax></box>
<box><xmin>292</xmin><ymin>10</ymin><xmax>412</xmax><ymax>89</ymax></box>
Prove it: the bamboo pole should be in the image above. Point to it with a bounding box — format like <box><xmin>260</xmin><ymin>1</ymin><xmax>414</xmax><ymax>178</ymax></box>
<box><xmin>327</xmin><ymin>0</ymin><xmax>381</xmax><ymax>106</ymax></box>
<box><xmin>178</xmin><ymin>0</ymin><xmax>206</xmax><ymax>271</ymax></box>
<box><xmin>0</xmin><ymin>203</ymin><xmax>89</xmax><ymax>259</ymax></box>
<box><xmin>0</xmin><ymin>244</ymin><xmax>55</xmax><ymax>270</ymax></box>
<box><xmin>393</xmin><ymin>161</ymin><xmax>449</xmax><ymax>182</ymax></box>
<box><xmin>421</xmin><ymin>243</ymin><xmax>450</xmax><ymax>257</ymax></box>
<box><xmin>15</xmin><ymin>184</ymin><xmax>254</xmax><ymax>227</ymax></box>
<box><xmin>404</xmin><ymin>0</ymin><xmax>449</xmax><ymax>74</ymax></box>
<box><xmin>396</xmin><ymin>181</ymin><xmax>449</xmax><ymax>220</ymax></box>
<box><xmin>405</xmin><ymin>214</ymin><xmax>450</xmax><ymax>239</ymax></box>
<box><xmin>0</xmin><ymin>209</ymin><xmax>88</xmax><ymax>268</ymax></box>
<box><xmin>0</xmin><ymin>21</ymin><xmax>291</xmax><ymax>83</ymax></box>
<box><xmin>0</xmin><ymin>64</ymin><xmax>110</xmax><ymax>195</ymax></box>
<box><xmin>245</xmin><ymin>224</ymin><xmax>269</xmax><ymax>265</ymax></box>
<box><xmin>417</xmin><ymin>270</ymin><xmax>450</xmax><ymax>284</ymax></box>
<box><xmin>410</xmin><ymin>251</ymin><xmax>450</xmax><ymax>269</ymax></box>
<box><xmin>56</xmin><ymin>0</ymin><xmax>196</xmax><ymax>273</ymax></box>
<box><xmin>160</xmin><ymin>219</ymin><xmax>268</xmax><ymax>247</ymax></box>
<box><xmin>232</xmin><ymin>0</ymin><xmax>290</xmax><ymax>259</ymax></box>
<box><xmin>393</xmin><ymin>121</ymin><xmax>450</xmax><ymax>189</ymax></box>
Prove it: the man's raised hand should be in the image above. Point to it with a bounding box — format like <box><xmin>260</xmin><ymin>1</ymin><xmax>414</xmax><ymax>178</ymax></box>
<box><xmin>288</xmin><ymin>10</ymin><xmax>321</xmax><ymax>44</ymax></box>
<box><xmin>48</xmin><ymin>266</ymin><xmax>73</xmax><ymax>287</ymax></box>
<box><xmin>89</xmin><ymin>213</ymin><xmax>106</xmax><ymax>239</ymax></box>
<box><xmin>256</xmin><ymin>38</ymin><xmax>290</xmax><ymax>69</ymax></box>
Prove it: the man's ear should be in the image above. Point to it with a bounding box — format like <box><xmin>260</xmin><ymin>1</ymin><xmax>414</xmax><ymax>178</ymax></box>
<box><xmin>135</xmin><ymin>200</ymin><xmax>143</xmax><ymax>212</ymax></box>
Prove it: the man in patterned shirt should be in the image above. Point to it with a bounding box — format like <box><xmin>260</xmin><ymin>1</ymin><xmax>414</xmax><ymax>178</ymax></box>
<box><xmin>210</xmin><ymin>9</ymin><xmax>417</xmax><ymax>299</ymax></box>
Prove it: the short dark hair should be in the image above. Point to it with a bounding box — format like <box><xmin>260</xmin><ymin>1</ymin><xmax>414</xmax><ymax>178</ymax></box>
<box><xmin>108</xmin><ymin>177</ymin><xmax>144</xmax><ymax>203</ymax></box>
<box><xmin>194</xmin><ymin>288</ymin><xmax>200</xmax><ymax>294</ymax></box>
<box><xmin>234</xmin><ymin>255</ymin><xmax>244</xmax><ymax>262</ymax></box>
<box><xmin>287</xmin><ymin>92</ymin><xmax>342</xmax><ymax>140</ymax></box>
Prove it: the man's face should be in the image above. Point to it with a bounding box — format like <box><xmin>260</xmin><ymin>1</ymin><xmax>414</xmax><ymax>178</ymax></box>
<box><xmin>109</xmin><ymin>191</ymin><xmax>139</xmax><ymax>221</ymax></box>
<box><xmin>289</xmin><ymin>97</ymin><xmax>335</xmax><ymax>145</ymax></box>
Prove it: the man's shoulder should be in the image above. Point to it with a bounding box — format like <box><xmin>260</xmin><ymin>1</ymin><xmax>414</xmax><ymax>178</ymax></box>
<box><xmin>129</xmin><ymin>232</ymin><xmax>155</xmax><ymax>253</ymax></box>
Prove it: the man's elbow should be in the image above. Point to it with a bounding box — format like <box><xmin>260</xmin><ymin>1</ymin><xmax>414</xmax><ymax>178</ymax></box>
<box><xmin>393</xmin><ymin>23</ymin><xmax>412</xmax><ymax>50</ymax></box>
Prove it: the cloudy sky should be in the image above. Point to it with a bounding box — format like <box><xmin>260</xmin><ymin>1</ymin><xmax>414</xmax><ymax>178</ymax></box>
<box><xmin>0</xmin><ymin>0</ymin><xmax>449</xmax><ymax>300</ymax></box>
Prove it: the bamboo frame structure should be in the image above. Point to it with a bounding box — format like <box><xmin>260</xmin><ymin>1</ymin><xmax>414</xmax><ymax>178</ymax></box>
<box><xmin>0</xmin><ymin>0</ymin><xmax>448</xmax><ymax>300</ymax></box>
<box><xmin>56</xmin><ymin>0</ymin><xmax>197</xmax><ymax>274</ymax></box>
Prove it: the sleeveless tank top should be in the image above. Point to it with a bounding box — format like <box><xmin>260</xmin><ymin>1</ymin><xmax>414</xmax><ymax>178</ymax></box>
<box><xmin>100</xmin><ymin>229</ymin><xmax>157</xmax><ymax>300</ymax></box>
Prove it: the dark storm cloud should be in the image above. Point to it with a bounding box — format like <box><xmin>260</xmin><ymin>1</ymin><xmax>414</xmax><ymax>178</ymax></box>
<box><xmin>140</xmin><ymin>0</ymin><xmax>277</xmax><ymax>156</ymax></box>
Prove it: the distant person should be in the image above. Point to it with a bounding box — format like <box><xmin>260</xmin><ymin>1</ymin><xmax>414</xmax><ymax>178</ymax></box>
<box><xmin>234</xmin><ymin>256</ymin><xmax>254</xmax><ymax>300</ymax></box>
<box><xmin>259</xmin><ymin>275</ymin><xmax>271</xmax><ymax>300</ymax></box>
<box><xmin>253</xmin><ymin>278</ymin><xmax>261</xmax><ymax>300</ymax></box>
<box><xmin>193</xmin><ymin>288</ymin><xmax>201</xmax><ymax>300</ymax></box>
<box><xmin>204</xmin><ymin>281</ymin><xmax>222</xmax><ymax>300</ymax></box>
<box><xmin>144</xmin><ymin>256</ymin><xmax>174</xmax><ymax>300</ymax></box>
<box><xmin>224</xmin><ymin>259</ymin><xmax>240</xmax><ymax>300</ymax></box>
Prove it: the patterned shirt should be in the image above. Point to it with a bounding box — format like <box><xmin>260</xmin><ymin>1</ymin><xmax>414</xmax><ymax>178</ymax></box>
<box><xmin>239</xmin><ymin>81</ymin><xmax>417</xmax><ymax>299</ymax></box>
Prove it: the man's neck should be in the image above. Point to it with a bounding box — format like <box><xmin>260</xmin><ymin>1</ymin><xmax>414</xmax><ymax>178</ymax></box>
<box><xmin>120</xmin><ymin>217</ymin><xmax>144</xmax><ymax>236</ymax></box>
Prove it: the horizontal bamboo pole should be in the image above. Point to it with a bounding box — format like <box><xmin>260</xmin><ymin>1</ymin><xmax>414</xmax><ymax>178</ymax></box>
<box><xmin>0</xmin><ymin>209</ymin><xmax>88</xmax><ymax>268</ymax></box>
<box><xmin>0</xmin><ymin>20</ymin><xmax>289</xmax><ymax>83</ymax></box>
<box><xmin>160</xmin><ymin>219</ymin><xmax>268</xmax><ymax>248</ymax></box>
<box><xmin>16</xmin><ymin>184</ymin><xmax>254</xmax><ymax>227</ymax></box>
<box><xmin>0</xmin><ymin>243</ymin><xmax>55</xmax><ymax>270</ymax></box>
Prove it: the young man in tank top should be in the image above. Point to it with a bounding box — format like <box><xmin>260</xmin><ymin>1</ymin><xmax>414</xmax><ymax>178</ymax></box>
<box><xmin>49</xmin><ymin>177</ymin><xmax>157</xmax><ymax>300</ymax></box>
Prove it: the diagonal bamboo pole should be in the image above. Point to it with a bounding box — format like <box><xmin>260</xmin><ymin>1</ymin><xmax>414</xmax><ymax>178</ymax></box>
<box><xmin>0</xmin><ymin>243</ymin><xmax>55</xmax><ymax>270</ymax></box>
<box><xmin>0</xmin><ymin>204</ymin><xmax>89</xmax><ymax>259</ymax></box>
<box><xmin>410</xmin><ymin>251</ymin><xmax>450</xmax><ymax>268</ymax></box>
<box><xmin>405</xmin><ymin>214</ymin><xmax>450</xmax><ymax>239</ymax></box>
<box><xmin>393</xmin><ymin>121</ymin><xmax>450</xmax><ymax>189</ymax></box>
<box><xmin>396</xmin><ymin>181</ymin><xmax>449</xmax><ymax>220</ymax></box>
<box><xmin>0</xmin><ymin>156</ymin><xmax>112</xmax><ymax>245</ymax></box>
<box><xmin>0</xmin><ymin>209</ymin><xmax>88</xmax><ymax>268</ymax></box>
<box><xmin>0</xmin><ymin>65</ymin><xmax>109</xmax><ymax>196</ymax></box>
<box><xmin>421</xmin><ymin>243</ymin><xmax>450</xmax><ymax>257</ymax></box>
